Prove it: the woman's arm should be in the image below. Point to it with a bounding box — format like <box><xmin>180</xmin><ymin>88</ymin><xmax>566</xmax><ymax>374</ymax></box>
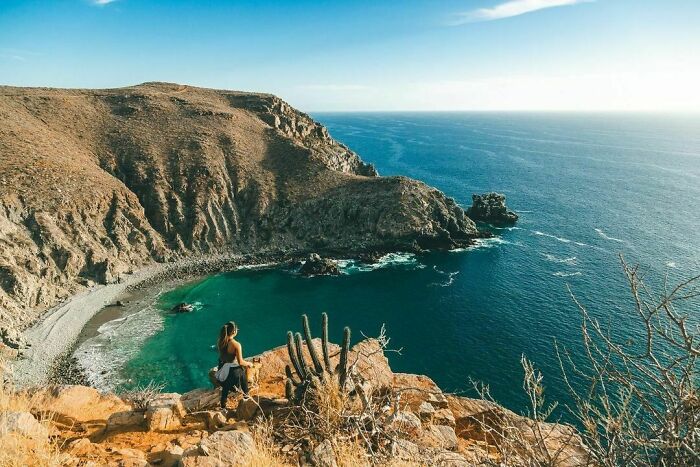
<box><xmin>233</xmin><ymin>341</ymin><xmax>252</xmax><ymax>367</ymax></box>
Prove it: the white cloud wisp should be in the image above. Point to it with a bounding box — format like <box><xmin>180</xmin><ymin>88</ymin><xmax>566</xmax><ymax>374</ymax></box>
<box><xmin>453</xmin><ymin>0</ymin><xmax>594</xmax><ymax>25</ymax></box>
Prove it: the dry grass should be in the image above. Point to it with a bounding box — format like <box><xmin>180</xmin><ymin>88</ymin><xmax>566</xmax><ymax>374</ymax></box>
<box><xmin>0</xmin><ymin>358</ymin><xmax>66</xmax><ymax>467</ymax></box>
<box><xmin>248</xmin><ymin>419</ymin><xmax>292</xmax><ymax>467</ymax></box>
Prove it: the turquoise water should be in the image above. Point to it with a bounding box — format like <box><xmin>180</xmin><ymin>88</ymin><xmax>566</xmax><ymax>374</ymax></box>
<box><xmin>77</xmin><ymin>113</ymin><xmax>700</xmax><ymax>417</ymax></box>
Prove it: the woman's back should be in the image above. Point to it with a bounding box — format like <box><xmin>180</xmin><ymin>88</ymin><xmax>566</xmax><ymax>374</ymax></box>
<box><xmin>218</xmin><ymin>337</ymin><xmax>238</xmax><ymax>364</ymax></box>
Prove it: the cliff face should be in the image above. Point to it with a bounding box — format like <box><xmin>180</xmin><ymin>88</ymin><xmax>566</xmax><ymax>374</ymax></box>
<box><xmin>0</xmin><ymin>83</ymin><xmax>477</xmax><ymax>330</ymax></box>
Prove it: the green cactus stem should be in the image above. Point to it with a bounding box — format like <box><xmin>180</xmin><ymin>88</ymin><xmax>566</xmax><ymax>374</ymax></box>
<box><xmin>338</xmin><ymin>326</ymin><xmax>351</xmax><ymax>390</ymax></box>
<box><xmin>287</xmin><ymin>331</ymin><xmax>305</xmax><ymax>379</ymax></box>
<box><xmin>294</xmin><ymin>332</ymin><xmax>309</xmax><ymax>378</ymax></box>
<box><xmin>302</xmin><ymin>314</ymin><xmax>324</xmax><ymax>374</ymax></box>
<box><xmin>321</xmin><ymin>312</ymin><xmax>332</xmax><ymax>372</ymax></box>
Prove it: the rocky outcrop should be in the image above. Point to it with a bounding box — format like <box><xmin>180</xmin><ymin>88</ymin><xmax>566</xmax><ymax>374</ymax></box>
<box><xmin>466</xmin><ymin>192</ymin><xmax>518</xmax><ymax>226</ymax></box>
<box><xmin>0</xmin><ymin>83</ymin><xmax>478</xmax><ymax>334</ymax></box>
<box><xmin>299</xmin><ymin>253</ymin><xmax>340</xmax><ymax>276</ymax></box>
<box><xmin>13</xmin><ymin>337</ymin><xmax>587</xmax><ymax>466</ymax></box>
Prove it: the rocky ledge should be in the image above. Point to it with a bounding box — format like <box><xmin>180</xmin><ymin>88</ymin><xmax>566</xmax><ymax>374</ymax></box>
<box><xmin>466</xmin><ymin>192</ymin><xmax>518</xmax><ymax>226</ymax></box>
<box><xmin>4</xmin><ymin>336</ymin><xmax>587</xmax><ymax>466</ymax></box>
<box><xmin>0</xmin><ymin>83</ymin><xmax>479</xmax><ymax>339</ymax></box>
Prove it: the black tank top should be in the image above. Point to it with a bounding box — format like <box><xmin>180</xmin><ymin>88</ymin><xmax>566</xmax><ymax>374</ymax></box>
<box><xmin>219</xmin><ymin>338</ymin><xmax>238</xmax><ymax>364</ymax></box>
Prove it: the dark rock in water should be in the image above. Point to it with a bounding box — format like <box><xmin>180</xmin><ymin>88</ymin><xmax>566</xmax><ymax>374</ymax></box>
<box><xmin>357</xmin><ymin>251</ymin><xmax>384</xmax><ymax>264</ymax></box>
<box><xmin>299</xmin><ymin>254</ymin><xmax>341</xmax><ymax>276</ymax></box>
<box><xmin>172</xmin><ymin>303</ymin><xmax>194</xmax><ymax>313</ymax></box>
<box><xmin>466</xmin><ymin>193</ymin><xmax>518</xmax><ymax>226</ymax></box>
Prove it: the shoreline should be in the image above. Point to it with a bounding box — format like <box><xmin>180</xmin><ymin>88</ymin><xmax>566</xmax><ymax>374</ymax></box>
<box><xmin>10</xmin><ymin>251</ymin><xmax>291</xmax><ymax>388</ymax></box>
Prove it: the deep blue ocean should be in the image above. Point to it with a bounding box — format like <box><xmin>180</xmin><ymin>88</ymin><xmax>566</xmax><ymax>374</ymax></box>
<box><xmin>76</xmin><ymin>113</ymin><xmax>700</xmax><ymax>419</ymax></box>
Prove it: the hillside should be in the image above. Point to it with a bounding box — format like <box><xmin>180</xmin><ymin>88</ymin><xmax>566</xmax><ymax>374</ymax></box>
<box><xmin>0</xmin><ymin>83</ymin><xmax>478</xmax><ymax>332</ymax></box>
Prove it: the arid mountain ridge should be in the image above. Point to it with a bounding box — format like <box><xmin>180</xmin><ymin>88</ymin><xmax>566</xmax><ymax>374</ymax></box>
<box><xmin>0</xmin><ymin>82</ymin><xmax>478</xmax><ymax>331</ymax></box>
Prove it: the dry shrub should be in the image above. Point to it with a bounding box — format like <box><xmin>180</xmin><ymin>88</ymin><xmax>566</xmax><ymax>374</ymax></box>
<box><xmin>0</xmin><ymin>358</ymin><xmax>66</xmax><ymax>467</ymax></box>
<box><xmin>119</xmin><ymin>380</ymin><xmax>165</xmax><ymax>410</ymax></box>
<box><xmin>331</xmin><ymin>438</ymin><xmax>371</xmax><ymax>467</ymax></box>
<box><xmin>248</xmin><ymin>419</ymin><xmax>292</xmax><ymax>467</ymax></box>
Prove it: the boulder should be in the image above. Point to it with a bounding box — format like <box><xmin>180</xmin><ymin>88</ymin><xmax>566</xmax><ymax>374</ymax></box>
<box><xmin>390</xmin><ymin>411</ymin><xmax>423</xmax><ymax>438</ymax></box>
<box><xmin>66</xmin><ymin>437</ymin><xmax>93</xmax><ymax>457</ymax></box>
<box><xmin>145</xmin><ymin>393</ymin><xmax>186</xmax><ymax>432</ymax></box>
<box><xmin>418</xmin><ymin>401</ymin><xmax>436</xmax><ymax>422</ymax></box>
<box><xmin>433</xmin><ymin>408</ymin><xmax>456</xmax><ymax>427</ymax></box>
<box><xmin>299</xmin><ymin>253</ymin><xmax>340</xmax><ymax>276</ymax></box>
<box><xmin>424</xmin><ymin>425</ymin><xmax>459</xmax><ymax>451</ymax></box>
<box><xmin>182</xmin><ymin>431</ymin><xmax>257</xmax><ymax>466</ymax></box>
<box><xmin>235</xmin><ymin>397</ymin><xmax>259</xmax><ymax>421</ymax></box>
<box><xmin>106</xmin><ymin>410</ymin><xmax>145</xmax><ymax>431</ymax></box>
<box><xmin>37</xmin><ymin>385</ymin><xmax>130</xmax><ymax>423</ymax></box>
<box><xmin>152</xmin><ymin>443</ymin><xmax>184</xmax><ymax>466</ymax></box>
<box><xmin>0</xmin><ymin>411</ymin><xmax>48</xmax><ymax>439</ymax></box>
<box><xmin>348</xmin><ymin>339</ymin><xmax>394</xmax><ymax>390</ymax></box>
<box><xmin>182</xmin><ymin>388</ymin><xmax>221</xmax><ymax>412</ymax></box>
<box><xmin>466</xmin><ymin>192</ymin><xmax>518</xmax><ymax>226</ymax></box>
<box><xmin>203</xmin><ymin>410</ymin><xmax>227</xmax><ymax>430</ymax></box>
<box><xmin>310</xmin><ymin>439</ymin><xmax>337</xmax><ymax>467</ymax></box>
<box><xmin>391</xmin><ymin>439</ymin><xmax>421</xmax><ymax>461</ymax></box>
<box><xmin>433</xmin><ymin>450</ymin><xmax>473</xmax><ymax>466</ymax></box>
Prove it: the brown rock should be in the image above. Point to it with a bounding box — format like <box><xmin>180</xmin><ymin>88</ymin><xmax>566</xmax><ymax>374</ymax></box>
<box><xmin>106</xmin><ymin>410</ymin><xmax>145</xmax><ymax>431</ymax></box>
<box><xmin>181</xmin><ymin>388</ymin><xmax>221</xmax><ymax>412</ymax></box>
<box><xmin>182</xmin><ymin>430</ymin><xmax>257</xmax><ymax>466</ymax></box>
<box><xmin>0</xmin><ymin>411</ymin><xmax>48</xmax><ymax>439</ymax></box>
<box><xmin>434</xmin><ymin>408</ymin><xmax>456</xmax><ymax>427</ymax></box>
<box><xmin>390</xmin><ymin>411</ymin><xmax>423</xmax><ymax>438</ymax></box>
<box><xmin>424</xmin><ymin>425</ymin><xmax>459</xmax><ymax>451</ymax></box>
<box><xmin>235</xmin><ymin>397</ymin><xmax>259</xmax><ymax>421</ymax></box>
<box><xmin>37</xmin><ymin>385</ymin><xmax>130</xmax><ymax>423</ymax></box>
<box><xmin>310</xmin><ymin>439</ymin><xmax>337</xmax><ymax>467</ymax></box>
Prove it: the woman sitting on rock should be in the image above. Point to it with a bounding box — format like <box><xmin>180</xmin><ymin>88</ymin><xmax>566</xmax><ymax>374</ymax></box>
<box><xmin>215</xmin><ymin>321</ymin><xmax>252</xmax><ymax>408</ymax></box>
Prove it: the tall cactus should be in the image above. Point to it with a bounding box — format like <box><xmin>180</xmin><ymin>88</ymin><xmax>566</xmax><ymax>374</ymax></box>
<box><xmin>321</xmin><ymin>312</ymin><xmax>332</xmax><ymax>372</ymax></box>
<box><xmin>284</xmin><ymin>313</ymin><xmax>352</xmax><ymax>402</ymax></box>
<box><xmin>302</xmin><ymin>314</ymin><xmax>324</xmax><ymax>374</ymax></box>
<box><xmin>338</xmin><ymin>326</ymin><xmax>351</xmax><ymax>390</ymax></box>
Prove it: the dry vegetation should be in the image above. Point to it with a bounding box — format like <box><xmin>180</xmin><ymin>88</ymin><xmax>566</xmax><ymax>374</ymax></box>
<box><xmin>0</xmin><ymin>360</ymin><xmax>66</xmax><ymax>467</ymax></box>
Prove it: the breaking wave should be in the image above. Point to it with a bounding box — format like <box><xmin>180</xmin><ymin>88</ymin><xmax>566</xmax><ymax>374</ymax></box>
<box><xmin>74</xmin><ymin>304</ymin><xmax>164</xmax><ymax>391</ymax></box>
<box><xmin>430</xmin><ymin>267</ymin><xmax>460</xmax><ymax>287</ymax></box>
<box><xmin>542</xmin><ymin>253</ymin><xmax>577</xmax><ymax>265</ymax></box>
<box><xmin>337</xmin><ymin>252</ymin><xmax>426</xmax><ymax>274</ymax></box>
<box><xmin>553</xmin><ymin>271</ymin><xmax>582</xmax><ymax>277</ymax></box>
<box><xmin>594</xmin><ymin>228</ymin><xmax>624</xmax><ymax>243</ymax></box>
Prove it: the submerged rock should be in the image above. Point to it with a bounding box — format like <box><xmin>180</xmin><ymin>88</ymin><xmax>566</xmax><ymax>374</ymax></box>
<box><xmin>466</xmin><ymin>192</ymin><xmax>518</xmax><ymax>226</ymax></box>
<box><xmin>299</xmin><ymin>253</ymin><xmax>341</xmax><ymax>276</ymax></box>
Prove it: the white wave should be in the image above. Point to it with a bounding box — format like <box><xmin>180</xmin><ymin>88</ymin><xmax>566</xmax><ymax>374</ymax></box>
<box><xmin>74</xmin><ymin>304</ymin><xmax>164</xmax><ymax>391</ymax></box>
<box><xmin>515</xmin><ymin>210</ymin><xmax>533</xmax><ymax>213</ymax></box>
<box><xmin>666</xmin><ymin>261</ymin><xmax>678</xmax><ymax>268</ymax></box>
<box><xmin>594</xmin><ymin>228</ymin><xmax>624</xmax><ymax>243</ymax></box>
<box><xmin>338</xmin><ymin>252</ymin><xmax>425</xmax><ymax>274</ymax></box>
<box><xmin>533</xmin><ymin>230</ymin><xmax>571</xmax><ymax>243</ymax></box>
<box><xmin>430</xmin><ymin>268</ymin><xmax>460</xmax><ymax>287</ymax></box>
<box><xmin>236</xmin><ymin>262</ymin><xmax>276</xmax><ymax>270</ymax></box>
<box><xmin>542</xmin><ymin>254</ymin><xmax>577</xmax><ymax>265</ymax></box>
<box><xmin>96</xmin><ymin>316</ymin><xmax>127</xmax><ymax>334</ymax></box>
<box><xmin>553</xmin><ymin>271</ymin><xmax>582</xmax><ymax>277</ymax></box>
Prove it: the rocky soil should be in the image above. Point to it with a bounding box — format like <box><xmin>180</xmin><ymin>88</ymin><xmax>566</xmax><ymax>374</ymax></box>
<box><xmin>3</xmin><ymin>338</ymin><xmax>587</xmax><ymax>466</ymax></box>
<box><xmin>0</xmin><ymin>83</ymin><xmax>478</xmax><ymax>338</ymax></box>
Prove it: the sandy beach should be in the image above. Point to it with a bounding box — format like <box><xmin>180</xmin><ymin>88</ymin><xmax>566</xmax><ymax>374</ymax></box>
<box><xmin>10</xmin><ymin>252</ymin><xmax>286</xmax><ymax>388</ymax></box>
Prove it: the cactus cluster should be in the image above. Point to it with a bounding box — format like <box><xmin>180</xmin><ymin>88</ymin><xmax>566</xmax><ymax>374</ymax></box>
<box><xmin>284</xmin><ymin>313</ymin><xmax>351</xmax><ymax>402</ymax></box>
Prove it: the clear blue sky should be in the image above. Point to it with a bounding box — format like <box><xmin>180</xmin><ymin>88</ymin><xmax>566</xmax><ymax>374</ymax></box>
<box><xmin>1</xmin><ymin>0</ymin><xmax>699</xmax><ymax>111</ymax></box>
